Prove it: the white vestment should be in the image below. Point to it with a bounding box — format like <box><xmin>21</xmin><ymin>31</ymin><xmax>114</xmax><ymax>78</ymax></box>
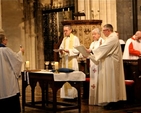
<box><xmin>123</xmin><ymin>37</ymin><xmax>141</xmax><ymax>60</ymax></box>
<box><xmin>119</xmin><ymin>39</ymin><xmax>125</xmax><ymax>44</ymax></box>
<box><xmin>90</xmin><ymin>32</ymin><xmax>126</xmax><ymax>104</ymax></box>
<box><xmin>59</xmin><ymin>34</ymin><xmax>80</xmax><ymax>99</ymax></box>
<box><xmin>89</xmin><ymin>37</ymin><xmax>104</xmax><ymax>105</ymax></box>
<box><xmin>0</xmin><ymin>47</ymin><xmax>23</xmax><ymax>99</ymax></box>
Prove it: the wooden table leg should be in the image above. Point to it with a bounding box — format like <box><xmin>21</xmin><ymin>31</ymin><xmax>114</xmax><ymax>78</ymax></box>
<box><xmin>70</xmin><ymin>82</ymin><xmax>82</xmax><ymax>113</ymax></box>
<box><xmin>78</xmin><ymin>83</ymin><xmax>81</xmax><ymax>113</ymax></box>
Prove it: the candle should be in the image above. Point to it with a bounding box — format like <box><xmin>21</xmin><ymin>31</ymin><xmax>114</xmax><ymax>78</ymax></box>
<box><xmin>25</xmin><ymin>61</ymin><xmax>30</xmax><ymax>68</ymax></box>
<box><xmin>62</xmin><ymin>8</ymin><xmax>64</xmax><ymax>12</ymax></box>
<box><xmin>68</xmin><ymin>8</ymin><xmax>70</xmax><ymax>11</ymax></box>
<box><xmin>58</xmin><ymin>32</ymin><xmax>60</xmax><ymax>37</ymax></box>
<box><xmin>54</xmin><ymin>62</ymin><xmax>58</xmax><ymax>70</ymax></box>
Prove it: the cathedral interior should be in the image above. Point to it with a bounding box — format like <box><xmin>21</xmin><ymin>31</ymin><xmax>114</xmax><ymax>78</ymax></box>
<box><xmin>1</xmin><ymin>0</ymin><xmax>141</xmax><ymax>69</ymax></box>
<box><xmin>1</xmin><ymin>0</ymin><xmax>141</xmax><ymax>113</ymax></box>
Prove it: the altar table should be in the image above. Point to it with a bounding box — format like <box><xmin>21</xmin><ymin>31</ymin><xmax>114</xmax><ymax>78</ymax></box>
<box><xmin>21</xmin><ymin>70</ymin><xmax>85</xmax><ymax>113</ymax></box>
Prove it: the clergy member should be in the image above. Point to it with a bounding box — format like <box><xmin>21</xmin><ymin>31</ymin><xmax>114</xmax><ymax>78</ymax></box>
<box><xmin>0</xmin><ymin>33</ymin><xmax>24</xmax><ymax>113</ymax></box>
<box><xmin>123</xmin><ymin>31</ymin><xmax>141</xmax><ymax>59</ymax></box>
<box><xmin>59</xmin><ymin>25</ymin><xmax>80</xmax><ymax>99</ymax></box>
<box><xmin>89</xmin><ymin>24</ymin><xmax>126</xmax><ymax>109</ymax></box>
<box><xmin>86</xmin><ymin>28</ymin><xmax>104</xmax><ymax>105</ymax></box>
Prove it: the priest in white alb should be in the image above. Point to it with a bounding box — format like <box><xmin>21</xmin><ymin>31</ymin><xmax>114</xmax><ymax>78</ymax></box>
<box><xmin>0</xmin><ymin>33</ymin><xmax>24</xmax><ymax>113</ymax></box>
<box><xmin>59</xmin><ymin>25</ymin><xmax>80</xmax><ymax>99</ymax></box>
<box><xmin>86</xmin><ymin>28</ymin><xmax>104</xmax><ymax>105</ymax></box>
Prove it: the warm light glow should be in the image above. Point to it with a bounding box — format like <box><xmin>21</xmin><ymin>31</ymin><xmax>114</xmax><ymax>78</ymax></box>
<box><xmin>68</xmin><ymin>8</ymin><xmax>70</xmax><ymax>11</ymax></box>
<box><xmin>54</xmin><ymin>62</ymin><xmax>58</xmax><ymax>70</ymax></box>
<box><xmin>25</xmin><ymin>61</ymin><xmax>30</xmax><ymax>68</ymax></box>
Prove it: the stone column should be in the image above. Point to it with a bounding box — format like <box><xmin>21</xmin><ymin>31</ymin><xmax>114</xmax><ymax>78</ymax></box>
<box><xmin>0</xmin><ymin>0</ymin><xmax>4</xmax><ymax>33</ymax></box>
<box><xmin>28</xmin><ymin>1</ymin><xmax>36</xmax><ymax>70</ymax></box>
<box><xmin>84</xmin><ymin>0</ymin><xmax>91</xmax><ymax>19</ymax></box>
<box><xmin>78</xmin><ymin>0</ymin><xmax>85</xmax><ymax>20</ymax></box>
<box><xmin>132</xmin><ymin>0</ymin><xmax>138</xmax><ymax>34</ymax></box>
<box><xmin>23</xmin><ymin>0</ymin><xmax>37</xmax><ymax>70</ymax></box>
<box><xmin>90</xmin><ymin>0</ymin><xmax>100</xmax><ymax>20</ymax></box>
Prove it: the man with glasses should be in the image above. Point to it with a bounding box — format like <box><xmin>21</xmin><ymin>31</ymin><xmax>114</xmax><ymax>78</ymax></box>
<box><xmin>89</xmin><ymin>24</ymin><xmax>126</xmax><ymax>109</ymax></box>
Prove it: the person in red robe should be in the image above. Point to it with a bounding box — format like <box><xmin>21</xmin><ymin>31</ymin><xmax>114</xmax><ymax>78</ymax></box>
<box><xmin>123</xmin><ymin>31</ymin><xmax>141</xmax><ymax>59</ymax></box>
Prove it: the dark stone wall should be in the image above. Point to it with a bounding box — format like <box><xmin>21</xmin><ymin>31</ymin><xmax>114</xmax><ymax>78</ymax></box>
<box><xmin>116</xmin><ymin>0</ymin><xmax>133</xmax><ymax>41</ymax></box>
<box><xmin>137</xmin><ymin>0</ymin><xmax>141</xmax><ymax>31</ymax></box>
<box><xmin>116</xmin><ymin>0</ymin><xmax>141</xmax><ymax>41</ymax></box>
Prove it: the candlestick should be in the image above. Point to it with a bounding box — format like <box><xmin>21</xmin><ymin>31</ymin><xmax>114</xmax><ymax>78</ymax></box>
<box><xmin>68</xmin><ymin>8</ymin><xmax>70</xmax><ymax>11</ymax></box>
<box><xmin>54</xmin><ymin>62</ymin><xmax>58</xmax><ymax>70</ymax></box>
<box><xmin>25</xmin><ymin>61</ymin><xmax>30</xmax><ymax>70</ymax></box>
<box><xmin>54</xmin><ymin>62</ymin><xmax>59</xmax><ymax>73</ymax></box>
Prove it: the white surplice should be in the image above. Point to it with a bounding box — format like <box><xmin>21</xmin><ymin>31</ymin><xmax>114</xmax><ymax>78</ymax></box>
<box><xmin>0</xmin><ymin>47</ymin><xmax>23</xmax><ymax>99</ymax></box>
<box><xmin>59</xmin><ymin>34</ymin><xmax>80</xmax><ymax>99</ymax></box>
<box><xmin>122</xmin><ymin>36</ymin><xmax>141</xmax><ymax>60</ymax></box>
<box><xmin>89</xmin><ymin>37</ymin><xmax>104</xmax><ymax>105</ymax></box>
<box><xmin>90</xmin><ymin>32</ymin><xmax>126</xmax><ymax>104</ymax></box>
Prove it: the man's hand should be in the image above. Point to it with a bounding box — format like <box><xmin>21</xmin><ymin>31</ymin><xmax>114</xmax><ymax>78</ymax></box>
<box><xmin>60</xmin><ymin>50</ymin><xmax>63</xmax><ymax>54</ymax></box>
<box><xmin>64</xmin><ymin>49</ymin><xmax>69</xmax><ymax>53</ymax></box>
<box><xmin>86</xmin><ymin>49</ymin><xmax>92</xmax><ymax>53</ymax></box>
<box><xmin>20</xmin><ymin>45</ymin><xmax>24</xmax><ymax>54</ymax></box>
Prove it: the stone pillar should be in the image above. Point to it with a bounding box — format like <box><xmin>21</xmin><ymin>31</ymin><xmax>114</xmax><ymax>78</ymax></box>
<box><xmin>90</xmin><ymin>0</ymin><xmax>100</xmax><ymax>20</ymax></box>
<box><xmin>27</xmin><ymin>1</ymin><xmax>36</xmax><ymax>70</ymax></box>
<box><xmin>99</xmin><ymin>0</ymin><xmax>117</xmax><ymax>31</ymax></box>
<box><xmin>19</xmin><ymin>22</ymin><xmax>26</xmax><ymax>71</ymax></box>
<box><xmin>74</xmin><ymin>0</ymin><xmax>78</xmax><ymax>14</ymax></box>
<box><xmin>0</xmin><ymin>0</ymin><xmax>4</xmax><ymax>33</ymax></box>
<box><xmin>77</xmin><ymin>0</ymin><xmax>117</xmax><ymax>31</ymax></box>
<box><xmin>132</xmin><ymin>0</ymin><xmax>138</xmax><ymax>34</ymax></box>
<box><xmin>23</xmin><ymin>0</ymin><xmax>37</xmax><ymax>70</ymax></box>
<box><xmin>84</xmin><ymin>0</ymin><xmax>91</xmax><ymax>19</ymax></box>
<box><xmin>78</xmin><ymin>0</ymin><xmax>85</xmax><ymax>20</ymax></box>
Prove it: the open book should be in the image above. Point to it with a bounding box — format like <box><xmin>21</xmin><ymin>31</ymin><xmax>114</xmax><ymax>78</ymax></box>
<box><xmin>74</xmin><ymin>45</ymin><xmax>90</xmax><ymax>57</ymax></box>
<box><xmin>75</xmin><ymin>45</ymin><xmax>99</xmax><ymax>64</ymax></box>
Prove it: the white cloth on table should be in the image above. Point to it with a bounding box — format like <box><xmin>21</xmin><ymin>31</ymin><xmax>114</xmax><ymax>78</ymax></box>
<box><xmin>24</xmin><ymin>70</ymin><xmax>85</xmax><ymax>99</ymax></box>
<box><xmin>23</xmin><ymin>70</ymin><xmax>85</xmax><ymax>81</ymax></box>
<box><xmin>55</xmin><ymin>71</ymin><xmax>85</xmax><ymax>99</ymax></box>
<box><xmin>24</xmin><ymin>71</ymin><xmax>30</xmax><ymax>84</ymax></box>
<box><xmin>53</xmin><ymin>71</ymin><xmax>85</xmax><ymax>81</ymax></box>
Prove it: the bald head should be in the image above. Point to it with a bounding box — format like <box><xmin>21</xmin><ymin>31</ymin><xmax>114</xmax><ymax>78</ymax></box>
<box><xmin>135</xmin><ymin>31</ymin><xmax>141</xmax><ymax>40</ymax></box>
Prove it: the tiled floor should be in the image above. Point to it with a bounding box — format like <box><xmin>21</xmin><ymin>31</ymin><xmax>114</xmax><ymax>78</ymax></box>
<box><xmin>19</xmin><ymin>78</ymin><xmax>141</xmax><ymax>113</ymax></box>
